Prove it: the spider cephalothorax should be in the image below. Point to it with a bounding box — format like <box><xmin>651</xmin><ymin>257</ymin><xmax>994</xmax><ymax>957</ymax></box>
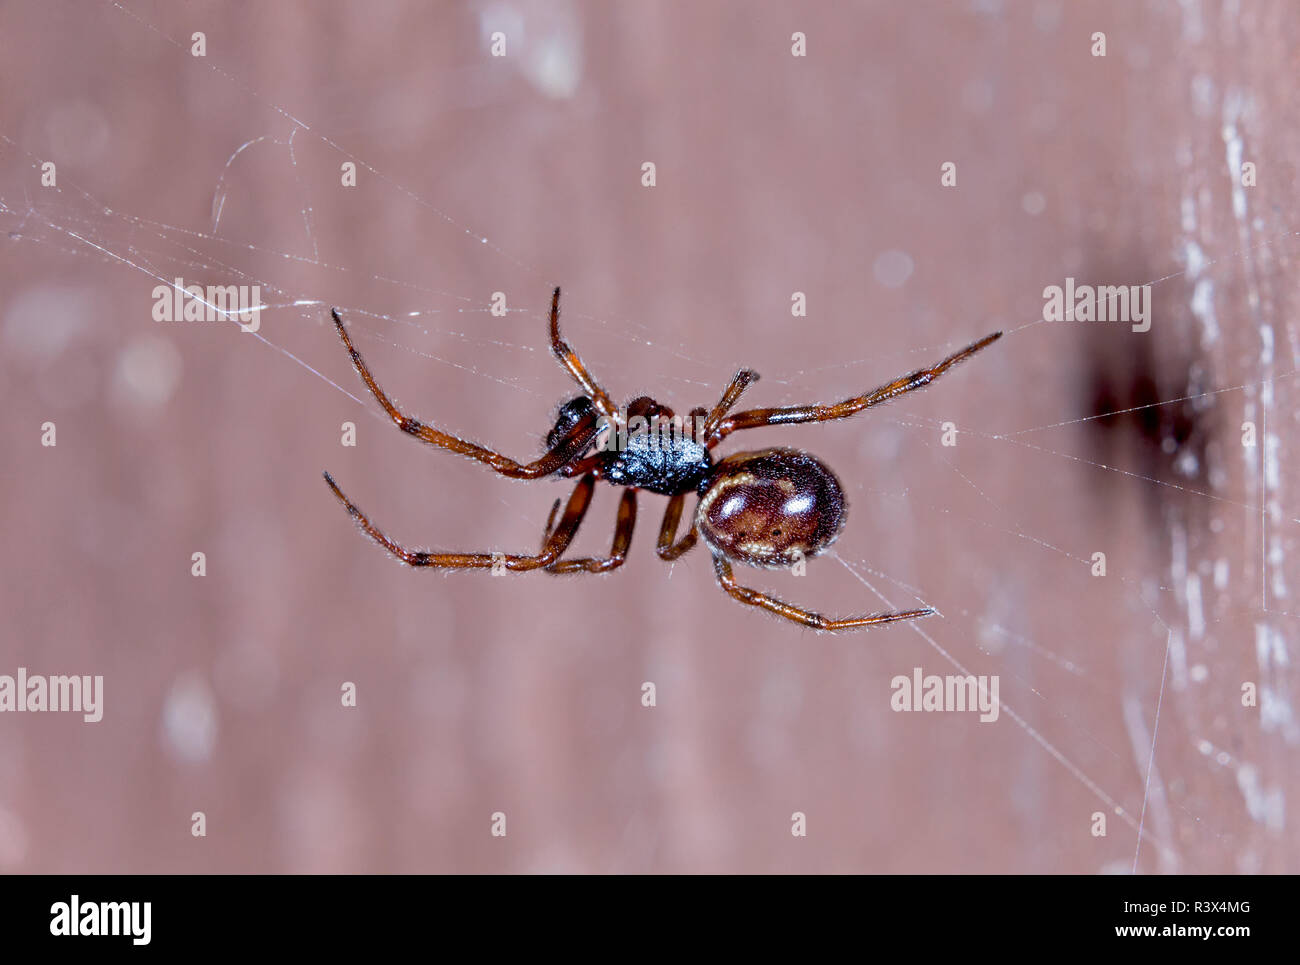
<box><xmin>598</xmin><ymin>410</ymin><xmax>713</xmax><ymax>495</ymax></box>
<box><xmin>545</xmin><ymin>396</ymin><xmax>597</xmax><ymax>450</ymax></box>
<box><xmin>324</xmin><ymin>288</ymin><xmax>1000</xmax><ymax>631</ymax></box>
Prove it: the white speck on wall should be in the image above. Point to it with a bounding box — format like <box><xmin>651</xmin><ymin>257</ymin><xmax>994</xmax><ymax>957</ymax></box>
<box><xmin>3</xmin><ymin>285</ymin><xmax>92</xmax><ymax>362</ymax></box>
<box><xmin>1180</xmin><ymin>194</ymin><xmax>1198</xmax><ymax>235</ymax></box>
<box><xmin>1170</xmin><ymin>521</ymin><xmax>1188</xmax><ymax>587</ymax></box>
<box><xmin>872</xmin><ymin>249</ymin><xmax>914</xmax><ymax>288</ymax></box>
<box><xmin>1169</xmin><ymin>629</ymin><xmax>1188</xmax><ymax>692</ymax></box>
<box><xmin>1174</xmin><ymin>446</ymin><xmax>1199</xmax><ymax>478</ymax></box>
<box><xmin>1270</xmin><ymin>546</ymin><xmax>1288</xmax><ymax>601</ymax></box>
<box><xmin>1264</xmin><ymin>433</ymin><xmax>1280</xmax><ymax>491</ymax></box>
<box><xmin>1190</xmin><ymin>73</ymin><xmax>1216</xmax><ymax>117</ymax></box>
<box><xmin>478</xmin><ymin>0</ymin><xmax>583</xmax><ymax>100</ymax></box>
<box><xmin>1222</xmin><ymin>91</ymin><xmax>1250</xmax><ymax>223</ymax></box>
<box><xmin>1255</xmin><ymin>623</ymin><xmax>1297</xmax><ymax>744</ymax></box>
<box><xmin>478</xmin><ymin>2</ymin><xmax>523</xmax><ymax>51</ymax></box>
<box><xmin>1021</xmin><ymin>191</ymin><xmax>1046</xmax><ymax>216</ymax></box>
<box><xmin>1236</xmin><ymin>763</ymin><xmax>1285</xmax><ymax>830</ymax></box>
<box><xmin>531</xmin><ymin>36</ymin><xmax>582</xmax><ymax>99</ymax></box>
<box><xmin>1180</xmin><ymin>192</ymin><xmax>1220</xmax><ymax>347</ymax></box>
<box><xmin>114</xmin><ymin>333</ymin><xmax>182</xmax><ymax>407</ymax></box>
<box><xmin>1186</xmin><ymin>573</ymin><xmax>1204</xmax><ymax>640</ymax></box>
<box><xmin>161</xmin><ymin>672</ymin><xmax>219</xmax><ymax>764</ymax></box>
<box><xmin>1189</xmin><ymin>277</ymin><xmax>1219</xmax><ymax>346</ymax></box>
<box><xmin>977</xmin><ymin>620</ymin><xmax>1004</xmax><ymax>654</ymax></box>
<box><xmin>1178</xmin><ymin>0</ymin><xmax>1205</xmax><ymax>43</ymax></box>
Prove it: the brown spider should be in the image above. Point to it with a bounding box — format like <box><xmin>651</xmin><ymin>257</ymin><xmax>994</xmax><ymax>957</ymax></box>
<box><xmin>323</xmin><ymin>288</ymin><xmax>1000</xmax><ymax>631</ymax></box>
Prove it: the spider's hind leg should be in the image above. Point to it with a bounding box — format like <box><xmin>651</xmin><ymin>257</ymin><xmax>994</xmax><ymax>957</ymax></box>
<box><xmin>710</xmin><ymin>554</ymin><xmax>934</xmax><ymax>631</ymax></box>
<box><xmin>655</xmin><ymin>491</ymin><xmax>698</xmax><ymax>561</ymax></box>
<box><xmin>541</xmin><ymin>488</ymin><xmax>638</xmax><ymax>573</ymax></box>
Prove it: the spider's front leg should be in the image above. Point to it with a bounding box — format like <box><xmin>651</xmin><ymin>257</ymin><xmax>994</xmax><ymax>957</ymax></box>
<box><xmin>711</xmin><ymin>554</ymin><xmax>934</xmax><ymax>631</ymax></box>
<box><xmin>701</xmin><ymin>369</ymin><xmax>759</xmax><ymax>439</ymax></box>
<box><xmin>323</xmin><ymin>472</ymin><xmax>594</xmax><ymax>570</ymax></box>
<box><xmin>547</xmin><ymin>287</ymin><xmax>624</xmax><ymax>430</ymax></box>
<box><xmin>331</xmin><ymin>308</ymin><xmax>597</xmax><ymax>478</ymax></box>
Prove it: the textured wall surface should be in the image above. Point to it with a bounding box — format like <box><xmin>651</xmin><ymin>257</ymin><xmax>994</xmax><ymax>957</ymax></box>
<box><xmin>1</xmin><ymin>0</ymin><xmax>1297</xmax><ymax>873</ymax></box>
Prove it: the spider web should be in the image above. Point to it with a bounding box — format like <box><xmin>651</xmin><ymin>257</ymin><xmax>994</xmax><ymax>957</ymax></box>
<box><xmin>0</xmin><ymin>0</ymin><xmax>1295</xmax><ymax>874</ymax></box>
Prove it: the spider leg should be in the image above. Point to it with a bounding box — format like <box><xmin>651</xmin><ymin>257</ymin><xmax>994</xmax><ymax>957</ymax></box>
<box><xmin>323</xmin><ymin>471</ymin><xmax>594</xmax><ymax>570</ymax></box>
<box><xmin>711</xmin><ymin>554</ymin><xmax>935</xmax><ymax>631</ymax></box>
<box><xmin>709</xmin><ymin>331</ymin><xmax>1001</xmax><ymax>444</ymax></box>
<box><xmin>655</xmin><ymin>492</ymin><xmax>698</xmax><ymax>561</ymax></box>
<box><xmin>543</xmin><ymin>488</ymin><xmax>638</xmax><ymax>573</ymax></box>
<box><xmin>701</xmin><ymin>369</ymin><xmax>760</xmax><ymax>439</ymax></box>
<box><xmin>332</xmin><ymin>309</ymin><xmax>596</xmax><ymax>479</ymax></box>
<box><xmin>547</xmin><ymin>287</ymin><xmax>623</xmax><ymax>430</ymax></box>
<box><xmin>556</xmin><ymin>452</ymin><xmax>606</xmax><ymax>479</ymax></box>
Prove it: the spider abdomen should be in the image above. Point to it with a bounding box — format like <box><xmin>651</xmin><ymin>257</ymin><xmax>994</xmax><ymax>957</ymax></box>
<box><xmin>696</xmin><ymin>448</ymin><xmax>846</xmax><ymax>568</ymax></box>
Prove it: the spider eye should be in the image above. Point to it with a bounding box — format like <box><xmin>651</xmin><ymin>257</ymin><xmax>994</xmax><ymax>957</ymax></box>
<box><xmin>696</xmin><ymin>447</ymin><xmax>846</xmax><ymax>568</ymax></box>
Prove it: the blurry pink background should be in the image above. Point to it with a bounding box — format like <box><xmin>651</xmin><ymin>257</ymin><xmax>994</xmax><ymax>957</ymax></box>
<box><xmin>0</xmin><ymin>0</ymin><xmax>1297</xmax><ymax>872</ymax></box>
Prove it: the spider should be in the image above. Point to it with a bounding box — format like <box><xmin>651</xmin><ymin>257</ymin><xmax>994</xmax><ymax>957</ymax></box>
<box><xmin>323</xmin><ymin>288</ymin><xmax>1001</xmax><ymax>631</ymax></box>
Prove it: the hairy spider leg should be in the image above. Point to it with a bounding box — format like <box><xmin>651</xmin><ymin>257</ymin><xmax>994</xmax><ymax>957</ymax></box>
<box><xmin>701</xmin><ymin>368</ymin><xmax>760</xmax><ymax>439</ymax></box>
<box><xmin>712</xmin><ymin>554</ymin><xmax>936</xmax><ymax>631</ymax></box>
<box><xmin>323</xmin><ymin>471</ymin><xmax>596</xmax><ymax>570</ymax></box>
<box><xmin>331</xmin><ymin>308</ymin><xmax>597</xmax><ymax>479</ymax></box>
<box><xmin>655</xmin><ymin>491</ymin><xmax>698</xmax><ymax>561</ymax></box>
<box><xmin>548</xmin><ymin>287</ymin><xmax>623</xmax><ymax>431</ymax></box>
<box><xmin>710</xmin><ymin>332</ymin><xmax>1002</xmax><ymax>444</ymax></box>
<box><xmin>539</xmin><ymin>487</ymin><xmax>639</xmax><ymax>573</ymax></box>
